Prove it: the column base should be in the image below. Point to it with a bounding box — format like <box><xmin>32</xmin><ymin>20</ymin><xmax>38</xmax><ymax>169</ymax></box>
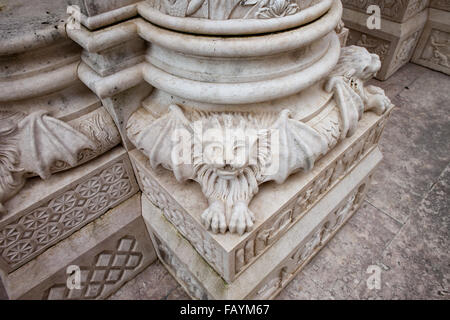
<box><xmin>143</xmin><ymin>147</ymin><xmax>382</xmax><ymax>300</ymax></box>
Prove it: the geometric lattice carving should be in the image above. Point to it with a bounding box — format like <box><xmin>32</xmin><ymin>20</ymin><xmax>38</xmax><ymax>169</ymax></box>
<box><xmin>44</xmin><ymin>236</ymin><xmax>143</xmax><ymax>300</ymax></box>
<box><xmin>0</xmin><ymin>161</ymin><xmax>134</xmax><ymax>271</ymax></box>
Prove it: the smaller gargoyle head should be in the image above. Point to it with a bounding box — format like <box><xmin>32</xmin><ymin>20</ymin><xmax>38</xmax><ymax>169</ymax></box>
<box><xmin>331</xmin><ymin>45</ymin><xmax>382</xmax><ymax>81</ymax></box>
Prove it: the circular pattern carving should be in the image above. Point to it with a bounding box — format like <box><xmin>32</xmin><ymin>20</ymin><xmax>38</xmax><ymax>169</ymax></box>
<box><xmin>0</xmin><ymin>226</ymin><xmax>21</xmax><ymax>249</ymax></box>
<box><xmin>101</xmin><ymin>164</ymin><xmax>126</xmax><ymax>184</ymax></box>
<box><xmin>21</xmin><ymin>208</ymin><xmax>50</xmax><ymax>231</ymax></box>
<box><xmin>61</xmin><ymin>208</ymin><xmax>86</xmax><ymax>228</ymax></box>
<box><xmin>109</xmin><ymin>180</ymin><xmax>132</xmax><ymax>199</ymax></box>
<box><xmin>35</xmin><ymin>223</ymin><xmax>62</xmax><ymax>245</ymax></box>
<box><xmin>77</xmin><ymin>178</ymin><xmax>102</xmax><ymax>198</ymax></box>
<box><xmin>3</xmin><ymin>240</ymin><xmax>34</xmax><ymax>263</ymax></box>
<box><xmin>50</xmin><ymin>192</ymin><xmax>77</xmax><ymax>214</ymax></box>
<box><xmin>86</xmin><ymin>193</ymin><xmax>110</xmax><ymax>214</ymax></box>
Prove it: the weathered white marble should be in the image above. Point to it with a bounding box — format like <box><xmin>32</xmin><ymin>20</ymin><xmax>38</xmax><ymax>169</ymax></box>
<box><xmin>143</xmin><ymin>146</ymin><xmax>382</xmax><ymax>299</ymax></box>
<box><xmin>0</xmin><ymin>1</ymin><xmax>155</xmax><ymax>300</ymax></box>
<box><xmin>127</xmin><ymin>45</ymin><xmax>391</xmax><ymax>236</ymax></box>
<box><xmin>69</xmin><ymin>0</ymin><xmax>140</xmax><ymax>30</ymax></box>
<box><xmin>0</xmin><ymin>108</ymin><xmax>122</xmax><ymax>215</ymax></box>
<box><xmin>60</xmin><ymin>0</ymin><xmax>395</xmax><ymax>299</ymax></box>
<box><xmin>0</xmin><ymin>194</ymin><xmax>156</xmax><ymax>300</ymax></box>
<box><xmin>0</xmin><ymin>147</ymin><xmax>139</xmax><ymax>273</ymax></box>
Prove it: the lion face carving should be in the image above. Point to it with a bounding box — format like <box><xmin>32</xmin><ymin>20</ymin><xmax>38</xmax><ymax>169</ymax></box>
<box><xmin>190</xmin><ymin>112</ymin><xmax>273</xmax><ymax>235</ymax></box>
<box><xmin>128</xmin><ymin>105</ymin><xmax>328</xmax><ymax>235</ymax></box>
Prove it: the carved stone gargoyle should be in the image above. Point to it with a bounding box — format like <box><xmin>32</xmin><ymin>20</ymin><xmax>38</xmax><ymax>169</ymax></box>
<box><xmin>325</xmin><ymin>45</ymin><xmax>392</xmax><ymax>138</ymax></box>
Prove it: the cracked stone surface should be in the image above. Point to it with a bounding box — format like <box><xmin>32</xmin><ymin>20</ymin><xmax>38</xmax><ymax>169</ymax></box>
<box><xmin>0</xmin><ymin>63</ymin><xmax>448</xmax><ymax>300</ymax></box>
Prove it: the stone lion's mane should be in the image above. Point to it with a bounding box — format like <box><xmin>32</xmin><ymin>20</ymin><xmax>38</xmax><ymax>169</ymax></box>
<box><xmin>329</xmin><ymin>45</ymin><xmax>376</xmax><ymax>78</ymax></box>
<box><xmin>189</xmin><ymin>110</ymin><xmax>275</xmax><ymax>206</ymax></box>
<box><xmin>0</xmin><ymin>110</ymin><xmax>26</xmax><ymax>208</ymax></box>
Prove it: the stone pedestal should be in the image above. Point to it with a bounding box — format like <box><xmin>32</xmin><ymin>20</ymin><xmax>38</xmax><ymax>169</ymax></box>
<box><xmin>74</xmin><ymin>0</ymin><xmax>391</xmax><ymax>300</ymax></box>
<box><xmin>412</xmin><ymin>7</ymin><xmax>450</xmax><ymax>75</ymax></box>
<box><xmin>136</xmin><ymin>109</ymin><xmax>390</xmax><ymax>298</ymax></box>
<box><xmin>342</xmin><ymin>5</ymin><xmax>427</xmax><ymax>80</ymax></box>
<box><xmin>144</xmin><ymin>147</ymin><xmax>380</xmax><ymax>299</ymax></box>
<box><xmin>1</xmin><ymin>0</ymin><xmax>395</xmax><ymax>300</ymax></box>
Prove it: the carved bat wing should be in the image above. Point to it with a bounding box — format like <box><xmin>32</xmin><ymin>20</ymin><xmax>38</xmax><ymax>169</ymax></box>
<box><xmin>17</xmin><ymin>111</ymin><xmax>96</xmax><ymax>179</ymax></box>
<box><xmin>262</xmin><ymin>109</ymin><xmax>328</xmax><ymax>184</ymax></box>
<box><xmin>134</xmin><ymin>105</ymin><xmax>195</xmax><ymax>182</ymax></box>
<box><xmin>326</xmin><ymin>76</ymin><xmax>364</xmax><ymax>138</ymax></box>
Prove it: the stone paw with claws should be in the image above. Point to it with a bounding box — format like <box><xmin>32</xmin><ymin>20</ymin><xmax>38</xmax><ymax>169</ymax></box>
<box><xmin>201</xmin><ymin>200</ymin><xmax>227</xmax><ymax>234</ymax></box>
<box><xmin>229</xmin><ymin>201</ymin><xmax>255</xmax><ymax>236</ymax></box>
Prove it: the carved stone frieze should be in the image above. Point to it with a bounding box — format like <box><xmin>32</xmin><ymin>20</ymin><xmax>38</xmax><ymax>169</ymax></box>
<box><xmin>343</xmin><ymin>7</ymin><xmax>428</xmax><ymax>80</ymax></box>
<box><xmin>389</xmin><ymin>30</ymin><xmax>422</xmax><ymax>75</ymax></box>
<box><xmin>234</xmin><ymin>112</ymin><xmax>389</xmax><ymax>275</ymax></box>
<box><xmin>142</xmin><ymin>146</ymin><xmax>382</xmax><ymax>299</ymax></box>
<box><xmin>347</xmin><ymin>32</ymin><xmax>391</xmax><ymax>63</ymax></box>
<box><xmin>249</xmin><ymin>179</ymin><xmax>370</xmax><ymax>299</ymax></box>
<box><xmin>0</xmin><ymin>150</ymin><xmax>138</xmax><ymax>273</ymax></box>
<box><xmin>132</xmin><ymin>106</ymin><xmax>392</xmax><ymax>282</ymax></box>
<box><xmin>1</xmin><ymin>194</ymin><xmax>156</xmax><ymax>300</ymax></box>
<box><xmin>0</xmin><ymin>108</ymin><xmax>121</xmax><ymax>214</ymax></box>
<box><xmin>412</xmin><ymin>8</ymin><xmax>450</xmax><ymax>75</ymax></box>
<box><xmin>134</xmin><ymin>163</ymin><xmax>224</xmax><ymax>275</ymax></box>
<box><xmin>155</xmin><ymin>236</ymin><xmax>210</xmax><ymax>300</ymax></box>
<box><xmin>423</xmin><ymin>29</ymin><xmax>450</xmax><ymax>68</ymax></box>
<box><xmin>44</xmin><ymin>236</ymin><xmax>143</xmax><ymax>300</ymax></box>
<box><xmin>149</xmin><ymin>0</ymin><xmax>319</xmax><ymax>20</ymax></box>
